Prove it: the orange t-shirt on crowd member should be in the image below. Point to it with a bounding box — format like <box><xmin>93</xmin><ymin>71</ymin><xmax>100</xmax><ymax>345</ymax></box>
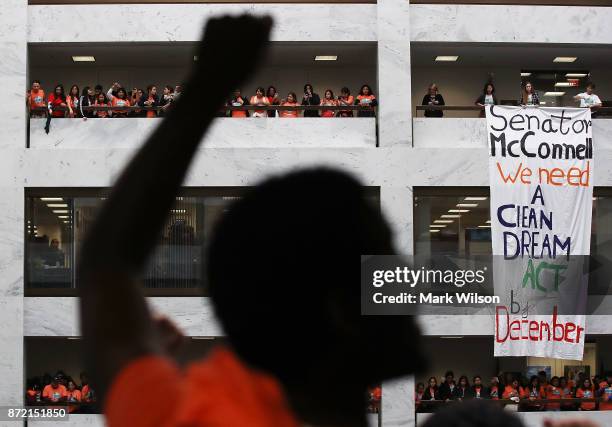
<box><xmin>95</xmin><ymin>102</ymin><xmax>110</xmax><ymax>118</ymax></box>
<box><xmin>30</xmin><ymin>89</ymin><xmax>46</xmax><ymax>111</ymax></box>
<box><xmin>320</xmin><ymin>99</ymin><xmax>337</xmax><ymax>118</ymax></box>
<box><xmin>145</xmin><ymin>96</ymin><xmax>157</xmax><ymax>118</ymax></box>
<box><xmin>576</xmin><ymin>387</ymin><xmax>596</xmax><ymax>410</ymax></box>
<box><xmin>249</xmin><ymin>95</ymin><xmax>270</xmax><ymax>118</ymax></box>
<box><xmin>280</xmin><ymin>102</ymin><xmax>299</xmax><ymax>118</ymax></box>
<box><xmin>106</xmin><ymin>347</ymin><xmax>300</xmax><ymax>427</ymax></box>
<box><xmin>66</xmin><ymin>389</ymin><xmax>82</xmax><ymax>413</ymax></box>
<box><xmin>502</xmin><ymin>385</ymin><xmax>520</xmax><ymax>400</ymax></box>
<box><xmin>229</xmin><ymin>97</ymin><xmax>248</xmax><ymax>118</ymax></box>
<box><xmin>81</xmin><ymin>384</ymin><xmax>93</xmax><ymax>402</ymax></box>
<box><xmin>42</xmin><ymin>384</ymin><xmax>67</xmax><ymax>402</ymax></box>
<box><xmin>112</xmin><ymin>97</ymin><xmax>131</xmax><ymax>115</ymax></box>
<box><xmin>546</xmin><ymin>385</ymin><xmax>562</xmax><ymax>410</ymax></box>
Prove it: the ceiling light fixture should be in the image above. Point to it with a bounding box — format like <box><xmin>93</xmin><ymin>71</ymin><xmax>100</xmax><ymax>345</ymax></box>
<box><xmin>456</xmin><ymin>203</ymin><xmax>478</xmax><ymax>208</ymax></box>
<box><xmin>46</xmin><ymin>204</ymin><xmax>68</xmax><ymax>208</ymax></box>
<box><xmin>520</xmin><ymin>72</ymin><xmax>532</xmax><ymax>77</ymax></box>
<box><xmin>435</xmin><ymin>56</ymin><xmax>459</xmax><ymax>62</ymax></box>
<box><xmin>40</xmin><ymin>197</ymin><xmax>63</xmax><ymax>201</ymax></box>
<box><xmin>434</xmin><ymin>220</ymin><xmax>454</xmax><ymax>224</ymax></box>
<box><xmin>464</xmin><ymin>197</ymin><xmax>487</xmax><ymax>201</ymax></box>
<box><xmin>554</xmin><ymin>82</ymin><xmax>572</xmax><ymax>87</ymax></box>
<box><xmin>544</xmin><ymin>91</ymin><xmax>566</xmax><ymax>97</ymax></box>
<box><xmin>314</xmin><ymin>55</ymin><xmax>337</xmax><ymax>61</ymax></box>
<box><xmin>448</xmin><ymin>209</ymin><xmax>469</xmax><ymax>213</ymax></box>
<box><xmin>441</xmin><ymin>214</ymin><xmax>461</xmax><ymax>218</ymax></box>
<box><xmin>72</xmin><ymin>56</ymin><xmax>96</xmax><ymax>62</ymax></box>
<box><xmin>553</xmin><ymin>57</ymin><xmax>577</xmax><ymax>63</ymax></box>
<box><xmin>430</xmin><ymin>229</ymin><xmax>441</xmax><ymax>233</ymax></box>
<box><xmin>430</xmin><ymin>224</ymin><xmax>447</xmax><ymax>228</ymax></box>
<box><xmin>565</xmin><ymin>73</ymin><xmax>587</xmax><ymax>78</ymax></box>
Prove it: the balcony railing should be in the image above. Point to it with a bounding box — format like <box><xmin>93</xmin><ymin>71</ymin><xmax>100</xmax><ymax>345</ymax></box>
<box><xmin>415</xmin><ymin>105</ymin><xmax>612</xmax><ymax>117</ymax></box>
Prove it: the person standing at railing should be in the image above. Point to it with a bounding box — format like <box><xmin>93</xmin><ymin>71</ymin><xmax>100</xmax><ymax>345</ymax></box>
<box><xmin>471</xmin><ymin>375</ymin><xmax>486</xmax><ymax>399</ymax></box>
<box><xmin>27</xmin><ymin>80</ymin><xmax>46</xmax><ymax>118</ymax></box>
<box><xmin>337</xmin><ymin>87</ymin><xmax>354</xmax><ymax>117</ymax></box>
<box><xmin>422</xmin><ymin>83</ymin><xmax>445</xmax><ymax>118</ymax></box>
<box><xmin>489</xmin><ymin>376</ymin><xmax>500</xmax><ymax>400</ymax></box>
<box><xmin>159</xmin><ymin>86</ymin><xmax>175</xmax><ymax>117</ymax></box>
<box><xmin>139</xmin><ymin>85</ymin><xmax>160</xmax><ymax>118</ymax></box>
<box><xmin>80</xmin><ymin>87</ymin><xmax>96</xmax><ymax>120</ymax></box>
<box><xmin>522</xmin><ymin>376</ymin><xmax>545</xmax><ymax>411</ymax></box>
<box><xmin>48</xmin><ymin>84</ymin><xmax>68</xmax><ymax>118</ymax></box>
<box><xmin>574</xmin><ymin>82</ymin><xmax>602</xmax><ymax>113</ymax></box>
<box><xmin>302</xmin><ymin>83</ymin><xmax>320</xmax><ymax>117</ymax></box>
<box><xmin>94</xmin><ymin>93</ymin><xmax>112</xmax><ymax>118</ymax></box>
<box><xmin>502</xmin><ymin>378</ymin><xmax>522</xmax><ymax>401</ymax></box>
<box><xmin>423</xmin><ymin>376</ymin><xmax>439</xmax><ymax>401</ymax></box>
<box><xmin>546</xmin><ymin>376</ymin><xmax>562</xmax><ymax>411</ymax></box>
<box><xmin>107</xmin><ymin>87</ymin><xmax>132</xmax><ymax>118</ymax></box>
<box><xmin>250</xmin><ymin>87</ymin><xmax>270</xmax><ymax>118</ymax></box>
<box><xmin>320</xmin><ymin>89</ymin><xmax>337</xmax><ymax>118</ymax></box>
<box><xmin>227</xmin><ymin>89</ymin><xmax>249</xmax><ymax>118</ymax></box>
<box><xmin>454</xmin><ymin>376</ymin><xmax>473</xmax><ymax>400</ymax></box>
<box><xmin>475</xmin><ymin>83</ymin><xmax>498</xmax><ymax>118</ymax></box>
<box><xmin>67</xmin><ymin>85</ymin><xmax>80</xmax><ymax>118</ymax></box>
<box><xmin>355</xmin><ymin>84</ymin><xmax>377</xmax><ymax>118</ymax></box>
<box><xmin>576</xmin><ymin>378</ymin><xmax>596</xmax><ymax>411</ymax></box>
<box><xmin>559</xmin><ymin>376</ymin><xmax>576</xmax><ymax>410</ymax></box>
<box><xmin>267</xmin><ymin>86</ymin><xmax>280</xmax><ymax>117</ymax></box>
<box><xmin>597</xmin><ymin>372</ymin><xmax>612</xmax><ymax>410</ymax></box>
<box><xmin>279</xmin><ymin>92</ymin><xmax>299</xmax><ymax>118</ymax></box>
<box><xmin>439</xmin><ymin>371</ymin><xmax>457</xmax><ymax>401</ymax></box>
<box><xmin>519</xmin><ymin>81</ymin><xmax>540</xmax><ymax>106</ymax></box>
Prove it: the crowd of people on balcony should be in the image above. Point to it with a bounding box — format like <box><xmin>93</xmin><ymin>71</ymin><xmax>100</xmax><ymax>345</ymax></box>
<box><xmin>421</xmin><ymin>81</ymin><xmax>603</xmax><ymax>117</ymax></box>
<box><xmin>26</xmin><ymin>371</ymin><xmax>96</xmax><ymax>412</ymax></box>
<box><xmin>26</xmin><ymin>80</ymin><xmax>378</xmax><ymax>119</ymax></box>
<box><xmin>415</xmin><ymin>370</ymin><xmax>612</xmax><ymax>412</ymax></box>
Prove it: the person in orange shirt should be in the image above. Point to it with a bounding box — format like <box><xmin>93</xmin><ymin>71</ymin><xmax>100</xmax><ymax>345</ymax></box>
<box><xmin>66</xmin><ymin>380</ymin><xmax>82</xmax><ymax>413</ymax></box>
<box><xmin>249</xmin><ymin>86</ymin><xmax>270</xmax><ymax>118</ymax></box>
<box><xmin>138</xmin><ymin>85</ymin><xmax>159</xmax><ymax>118</ymax></box>
<box><xmin>94</xmin><ymin>93</ymin><xmax>112</xmax><ymax>118</ymax></box>
<box><xmin>279</xmin><ymin>92</ymin><xmax>299</xmax><ymax>118</ymax></box>
<box><xmin>320</xmin><ymin>89</ymin><xmax>337</xmax><ymax>118</ymax></box>
<box><xmin>576</xmin><ymin>378</ymin><xmax>596</xmax><ymax>410</ymax></box>
<box><xmin>108</xmin><ymin>87</ymin><xmax>132</xmax><ymax>118</ymax></box>
<box><xmin>47</xmin><ymin>84</ymin><xmax>68</xmax><ymax>118</ymax></box>
<box><xmin>337</xmin><ymin>87</ymin><xmax>354</xmax><ymax>118</ymax></box>
<box><xmin>266</xmin><ymin>86</ymin><xmax>280</xmax><ymax>117</ymax></box>
<box><xmin>546</xmin><ymin>376</ymin><xmax>562</xmax><ymax>411</ymax></box>
<box><xmin>502</xmin><ymin>378</ymin><xmax>521</xmax><ymax>401</ymax></box>
<box><xmin>355</xmin><ymin>84</ymin><xmax>377</xmax><ymax>118</ymax></box>
<box><xmin>597</xmin><ymin>373</ymin><xmax>612</xmax><ymax>410</ymax></box>
<box><xmin>521</xmin><ymin>376</ymin><xmax>544</xmax><ymax>411</ymax></box>
<box><xmin>226</xmin><ymin>89</ymin><xmax>249</xmax><ymax>118</ymax></box>
<box><xmin>42</xmin><ymin>377</ymin><xmax>67</xmax><ymax>403</ymax></box>
<box><xmin>28</xmin><ymin>80</ymin><xmax>46</xmax><ymax>117</ymax></box>
<box><xmin>80</xmin><ymin>372</ymin><xmax>96</xmax><ymax>403</ymax></box>
<box><xmin>77</xmin><ymin>15</ymin><xmax>424</xmax><ymax>427</ymax></box>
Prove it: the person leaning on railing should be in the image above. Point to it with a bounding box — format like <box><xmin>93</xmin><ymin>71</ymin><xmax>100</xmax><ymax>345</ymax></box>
<box><xmin>422</xmin><ymin>83</ymin><xmax>445</xmax><ymax>118</ymax></box>
<box><xmin>280</xmin><ymin>92</ymin><xmax>299</xmax><ymax>118</ymax></box>
<box><xmin>475</xmin><ymin>82</ymin><xmax>498</xmax><ymax>117</ymax></box>
<box><xmin>226</xmin><ymin>88</ymin><xmax>250</xmax><ymax>118</ymax></box>
<box><xmin>519</xmin><ymin>81</ymin><xmax>540</xmax><ymax>106</ymax></box>
<box><xmin>320</xmin><ymin>89</ymin><xmax>338</xmax><ymax>118</ymax></box>
<box><xmin>337</xmin><ymin>86</ymin><xmax>354</xmax><ymax>117</ymax></box>
<box><xmin>27</xmin><ymin>80</ymin><xmax>46</xmax><ymax>118</ymax></box>
<box><xmin>355</xmin><ymin>84</ymin><xmax>377</xmax><ymax>118</ymax></box>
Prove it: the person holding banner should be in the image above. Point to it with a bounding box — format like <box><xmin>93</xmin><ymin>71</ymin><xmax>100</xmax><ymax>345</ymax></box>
<box><xmin>574</xmin><ymin>82</ymin><xmax>602</xmax><ymax>112</ymax></box>
<box><xmin>518</xmin><ymin>81</ymin><xmax>540</xmax><ymax>106</ymax></box>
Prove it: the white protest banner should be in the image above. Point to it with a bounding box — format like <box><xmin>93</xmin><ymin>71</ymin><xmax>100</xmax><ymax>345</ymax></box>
<box><xmin>486</xmin><ymin>105</ymin><xmax>592</xmax><ymax>361</ymax></box>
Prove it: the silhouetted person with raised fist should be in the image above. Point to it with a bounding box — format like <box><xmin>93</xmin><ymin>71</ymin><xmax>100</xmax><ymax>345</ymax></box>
<box><xmin>78</xmin><ymin>15</ymin><xmax>423</xmax><ymax>427</ymax></box>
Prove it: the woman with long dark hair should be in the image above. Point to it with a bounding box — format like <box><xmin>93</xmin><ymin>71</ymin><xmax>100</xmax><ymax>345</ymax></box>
<box><xmin>250</xmin><ymin>86</ymin><xmax>270</xmax><ymax>118</ymax></box>
<box><xmin>355</xmin><ymin>84</ymin><xmax>377</xmax><ymax>118</ymax></box>
<box><xmin>522</xmin><ymin>376</ymin><xmax>544</xmax><ymax>411</ymax></box>
<box><xmin>519</xmin><ymin>81</ymin><xmax>540</xmax><ymax>106</ymax></box>
<box><xmin>109</xmin><ymin>87</ymin><xmax>132</xmax><ymax>118</ymax></box>
<box><xmin>67</xmin><ymin>85</ymin><xmax>80</xmax><ymax>118</ymax></box>
<box><xmin>280</xmin><ymin>92</ymin><xmax>299</xmax><ymax>118</ymax></box>
<box><xmin>48</xmin><ymin>84</ymin><xmax>68</xmax><ymax>118</ymax></box>
<box><xmin>576</xmin><ymin>378</ymin><xmax>595</xmax><ymax>410</ymax></box>
<box><xmin>475</xmin><ymin>83</ymin><xmax>497</xmax><ymax>117</ymax></box>
<box><xmin>320</xmin><ymin>89</ymin><xmax>337</xmax><ymax>118</ymax></box>
<box><xmin>301</xmin><ymin>83</ymin><xmax>320</xmax><ymax>117</ymax></box>
<box><xmin>266</xmin><ymin>86</ymin><xmax>280</xmax><ymax>117</ymax></box>
<box><xmin>80</xmin><ymin>87</ymin><xmax>96</xmax><ymax>120</ymax></box>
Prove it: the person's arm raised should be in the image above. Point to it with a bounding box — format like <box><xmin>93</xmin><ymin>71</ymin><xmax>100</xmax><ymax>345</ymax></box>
<box><xmin>77</xmin><ymin>15</ymin><xmax>272</xmax><ymax>404</ymax></box>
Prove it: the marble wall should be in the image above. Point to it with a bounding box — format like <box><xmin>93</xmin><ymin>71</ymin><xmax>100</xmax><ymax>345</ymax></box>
<box><xmin>28</xmin><ymin>4</ymin><xmax>377</xmax><ymax>43</ymax></box>
<box><xmin>29</xmin><ymin>117</ymin><xmax>377</xmax><ymax>149</ymax></box>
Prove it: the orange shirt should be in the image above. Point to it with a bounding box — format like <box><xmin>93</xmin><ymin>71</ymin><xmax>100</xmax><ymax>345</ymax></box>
<box><xmin>576</xmin><ymin>387</ymin><xmax>596</xmax><ymax>410</ymax></box>
<box><xmin>546</xmin><ymin>385</ymin><xmax>562</xmax><ymax>409</ymax></box>
<box><xmin>280</xmin><ymin>102</ymin><xmax>299</xmax><ymax>118</ymax></box>
<box><xmin>95</xmin><ymin>102</ymin><xmax>110</xmax><ymax>118</ymax></box>
<box><xmin>502</xmin><ymin>385</ymin><xmax>520</xmax><ymax>399</ymax></box>
<box><xmin>106</xmin><ymin>347</ymin><xmax>300</xmax><ymax>427</ymax></box>
<box><xmin>112</xmin><ymin>97</ymin><xmax>131</xmax><ymax>114</ymax></box>
<box><xmin>66</xmin><ymin>389</ymin><xmax>81</xmax><ymax>403</ymax></box>
<box><xmin>249</xmin><ymin>96</ymin><xmax>270</xmax><ymax>117</ymax></box>
<box><xmin>42</xmin><ymin>384</ymin><xmax>67</xmax><ymax>402</ymax></box>
<box><xmin>30</xmin><ymin>89</ymin><xmax>46</xmax><ymax>110</ymax></box>
<box><xmin>229</xmin><ymin>97</ymin><xmax>248</xmax><ymax>118</ymax></box>
<box><xmin>320</xmin><ymin>99</ymin><xmax>337</xmax><ymax>118</ymax></box>
<box><xmin>81</xmin><ymin>384</ymin><xmax>93</xmax><ymax>402</ymax></box>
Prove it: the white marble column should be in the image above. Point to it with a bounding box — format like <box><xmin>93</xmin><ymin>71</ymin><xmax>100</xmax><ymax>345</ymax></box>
<box><xmin>377</xmin><ymin>0</ymin><xmax>412</xmax><ymax>147</ymax></box>
<box><xmin>0</xmin><ymin>1</ymin><xmax>27</xmax><ymax>423</ymax></box>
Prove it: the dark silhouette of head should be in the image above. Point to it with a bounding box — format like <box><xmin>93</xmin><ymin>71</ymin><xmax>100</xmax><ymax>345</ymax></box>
<box><xmin>207</xmin><ymin>167</ymin><xmax>423</xmax><ymax>425</ymax></box>
<box><xmin>422</xmin><ymin>399</ymin><xmax>524</xmax><ymax>427</ymax></box>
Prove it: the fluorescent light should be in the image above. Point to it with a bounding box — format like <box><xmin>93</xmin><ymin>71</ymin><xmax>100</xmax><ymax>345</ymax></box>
<box><xmin>67</xmin><ymin>337</ymin><xmax>81</xmax><ymax>340</ymax></box>
<box><xmin>553</xmin><ymin>57</ymin><xmax>577</xmax><ymax>63</ymax></box>
<box><xmin>448</xmin><ymin>209</ymin><xmax>469</xmax><ymax>213</ymax></box>
<box><xmin>192</xmin><ymin>336</ymin><xmax>216</xmax><ymax>340</ymax></box>
<box><xmin>434</xmin><ymin>220</ymin><xmax>454</xmax><ymax>224</ymax></box>
<box><xmin>171</xmin><ymin>209</ymin><xmax>186</xmax><ymax>214</ymax></box>
<box><xmin>520</xmin><ymin>72</ymin><xmax>532</xmax><ymax>77</ymax></box>
<box><xmin>440</xmin><ymin>336</ymin><xmax>464</xmax><ymax>339</ymax></box>
<box><xmin>72</xmin><ymin>56</ymin><xmax>95</xmax><ymax>62</ymax></box>
<box><xmin>46</xmin><ymin>204</ymin><xmax>68</xmax><ymax>208</ymax></box>
<box><xmin>539</xmin><ymin>102</ymin><xmax>547</xmax><ymax>105</ymax></box>
<box><xmin>430</xmin><ymin>229</ymin><xmax>441</xmax><ymax>233</ymax></box>
<box><xmin>40</xmin><ymin>198</ymin><xmax>63</xmax><ymax>201</ymax></box>
<box><xmin>486</xmin><ymin>220</ymin><xmax>491</xmax><ymax>223</ymax></box>
<box><xmin>565</xmin><ymin>73</ymin><xmax>587</xmax><ymax>78</ymax></box>
<box><xmin>193</xmin><ymin>55</ymin><xmax>198</xmax><ymax>61</ymax></box>
<box><xmin>314</xmin><ymin>55</ymin><xmax>337</xmax><ymax>61</ymax></box>
<box><xmin>435</xmin><ymin>55</ymin><xmax>459</xmax><ymax>62</ymax></box>
<box><xmin>58</xmin><ymin>215</ymin><xmax>70</xmax><ymax>219</ymax></box>
<box><xmin>441</xmin><ymin>214</ymin><xmax>461</xmax><ymax>218</ymax></box>
<box><xmin>544</xmin><ymin>91</ymin><xmax>566</xmax><ymax>97</ymax></box>
<box><xmin>465</xmin><ymin>197</ymin><xmax>487</xmax><ymax>201</ymax></box>
<box><xmin>457</xmin><ymin>203</ymin><xmax>478</xmax><ymax>208</ymax></box>
<box><xmin>52</xmin><ymin>210</ymin><xmax>69</xmax><ymax>214</ymax></box>
<box><xmin>430</xmin><ymin>224</ymin><xmax>447</xmax><ymax>228</ymax></box>
<box><xmin>555</xmin><ymin>82</ymin><xmax>572</xmax><ymax>87</ymax></box>
<box><xmin>478</xmin><ymin>225</ymin><xmax>491</xmax><ymax>228</ymax></box>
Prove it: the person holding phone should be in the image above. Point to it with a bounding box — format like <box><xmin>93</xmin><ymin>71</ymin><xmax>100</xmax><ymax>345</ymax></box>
<box><xmin>355</xmin><ymin>84</ymin><xmax>377</xmax><ymax>118</ymax></box>
<box><xmin>227</xmin><ymin>89</ymin><xmax>249</xmax><ymax>118</ymax></box>
<box><xmin>302</xmin><ymin>83</ymin><xmax>320</xmax><ymax>117</ymax></box>
<box><xmin>320</xmin><ymin>89</ymin><xmax>337</xmax><ymax>118</ymax></box>
<box><xmin>337</xmin><ymin>87</ymin><xmax>354</xmax><ymax>117</ymax></box>
<box><xmin>422</xmin><ymin>83</ymin><xmax>445</xmax><ymax>118</ymax></box>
